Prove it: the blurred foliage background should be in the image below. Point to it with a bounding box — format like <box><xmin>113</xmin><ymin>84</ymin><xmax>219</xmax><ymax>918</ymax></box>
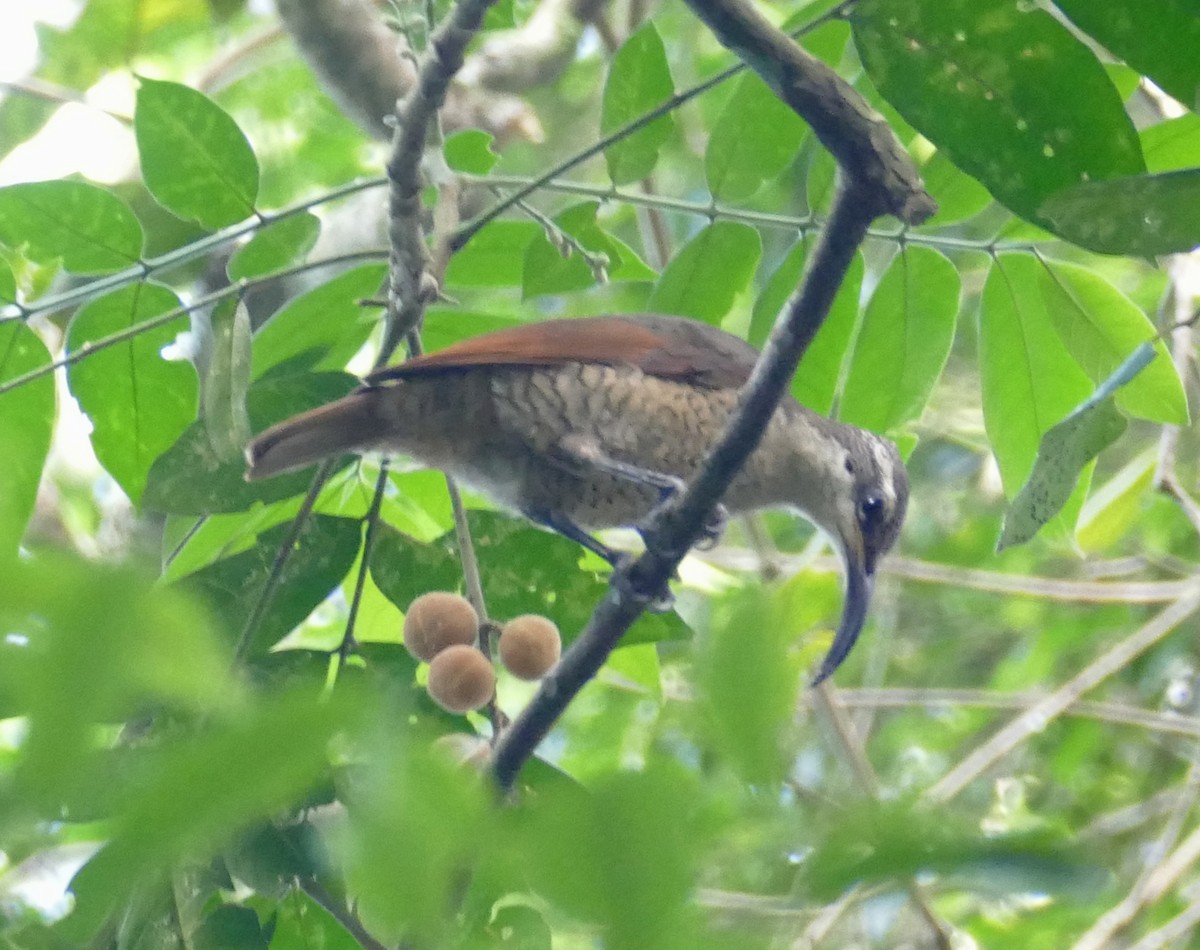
<box><xmin>1</xmin><ymin>0</ymin><xmax>1199</xmax><ymax>946</ymax></box>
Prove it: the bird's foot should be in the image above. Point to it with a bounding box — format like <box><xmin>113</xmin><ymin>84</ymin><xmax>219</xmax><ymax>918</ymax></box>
<box><xmin>610</xmin><ymin>552</ymin><xmax>675</xmax><ymax>613</ymax></box>
<box><xmin>638</xmin><ymin>500</ymin><xmax>729</xmax><ymax>558</ymax></box>
<box><xmin>693</xmin><ymin>503</ymin><xmax>729</xmax><ymax>551</ymax></box>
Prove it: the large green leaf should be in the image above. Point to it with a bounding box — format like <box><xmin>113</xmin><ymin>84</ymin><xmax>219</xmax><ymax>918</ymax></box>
<box><xmin>0</xmin><ymin>181</ymin><xmax>144</xmax><ymax>274</ymax></box>
<box><xmin>601</xmin><ymin>23</ymin><xmax>676</xmax><ymax>185</ymax></box>
<box><xmin>0</xmin><ymin>322</ymin><xmax>54</xmax><ymax>560</ymax></box>
<box><xmin>1141</xmin><ymin>115</ymin><xmax>1200</xmax><ymax>173</ymax></box>
<box><xmin>748</xmin><ymin>242</ymin><xmax>863</xmax><ymax>416</ymax></box>
<box><xmin>180</xmin><ymin>515</ymin><xmax>363</xmax><ymax>657</ymax></box>
<box><xmin>647</xmin><ymin>221</ymin><xmax>760</xmax><ymax>325</ymax></box>
<box><xmin>1039</xmin><ymin>170</ymin><xmax>1200</xmax><ymax>257</ymax></box>
<box><xmin>854</xmin><ymin>0</ymin><xmax>1145</xmax><ymax>229</ymax></box>
<box><xmin>65</xmin><ymin>689</ymin><xmax>358</xmax><ymax>939</ymax></box>
<box><xmin>517</xmin><ymin>760</ymin><xmax>702</xmax><ymax>950</ymax></box>
<box><xmin>251</xmin><ymin>264</ymin><xmax>386</xmax><ymax>380</ymax></box>
<box><xmin>135</xmin><ymin>77</ymin><xmax>259</xmax><ymax>229</ymax></box>
<box><xmin>1053</xmin><ymin>0</ymin><xmax>1200</xmax><ymax>109</ymax></box>
<box><xmin>67</xmin><ymin>282</ymin><xmax>197</xmax><ymax>505</ymax></box>
<box><xmin>979</xmin><ymin>255</ymin><xmax>1093</xmax><ymax>500</ymax></box>
<box><xmin>4</xmin><ymin>554</ymin><xmax>232</xmax><ymax>802</ymax></box>
<box><xmin>840</xmin><ymin>246</ymin><xmax>960</xmax><ymax>432</ymax></box>
<box><xmin>705</xmin><ymin>72</ymin><xmax>807</xmax><ymax>202</ymax></box>
<box><xmin>694</xmin><ymin>584</ymin><xmax>804</xmax><ymax>785</ymax></box>
<box><xmin>1039</xmin><ymin>260</ymin><xmax>1188</xmax><ymax>425</ymax></box>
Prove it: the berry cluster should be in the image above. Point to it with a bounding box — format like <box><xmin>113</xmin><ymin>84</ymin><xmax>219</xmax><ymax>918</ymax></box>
<box><xmin>403</xmin><ymin>592</ymin><xmax>562</xmax><ymax>714</ymax></box>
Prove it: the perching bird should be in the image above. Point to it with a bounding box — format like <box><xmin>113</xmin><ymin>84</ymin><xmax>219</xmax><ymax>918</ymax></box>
<box><xmin>245</xmin><ymin>314</ymin><xmax>908</xmax><ymax>682</ymax></box>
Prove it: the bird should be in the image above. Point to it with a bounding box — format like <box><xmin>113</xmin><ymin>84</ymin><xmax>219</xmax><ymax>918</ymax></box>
<box><xmin>245</xmin><ymin>313</ymin><xmax>908</xmax><ymax>683</ymax></box>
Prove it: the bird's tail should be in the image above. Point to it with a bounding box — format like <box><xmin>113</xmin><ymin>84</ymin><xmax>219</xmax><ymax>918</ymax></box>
<box><xmin>245</xmin><ymin>390</ymin><xmax>383</xmax><ymax>481</ymax></box>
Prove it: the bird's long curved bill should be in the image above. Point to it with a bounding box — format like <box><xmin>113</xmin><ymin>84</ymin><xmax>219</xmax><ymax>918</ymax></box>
<box><xmin>811</xmin><ymin>560</ymin><xmax>874</xmax><ymax>686</ymax></box>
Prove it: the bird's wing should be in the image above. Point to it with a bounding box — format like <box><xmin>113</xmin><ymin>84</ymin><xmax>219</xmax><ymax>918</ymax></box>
<box><xmin>364</xmin><ymin>315</ymin><xmax>757</xmax><ymax>390</ymax></box>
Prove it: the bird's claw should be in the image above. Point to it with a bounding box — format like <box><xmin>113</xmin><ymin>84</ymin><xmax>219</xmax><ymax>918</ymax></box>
<box><xmin>693</xmin><ymin>503</ymin><xmax>728</xmax><ymax>551</ymax></box>
<box><xmin>609</xmin><ymin>553</ymin><xmax>675</xmax><ymax>613</ymax></box>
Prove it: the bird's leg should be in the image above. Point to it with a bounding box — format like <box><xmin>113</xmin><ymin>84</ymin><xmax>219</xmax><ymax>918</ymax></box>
<box><xmin>552</xmin><ymin>435</ymin><xmax>727</xmax><ymax>556</ymax></box>
<box><xmin>524</xmin><ymin>507</ymin><xmax>674</xmax><ymax>613</ymax></box>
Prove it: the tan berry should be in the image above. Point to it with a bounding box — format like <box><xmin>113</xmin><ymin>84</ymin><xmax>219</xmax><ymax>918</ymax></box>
<box><xmin>427</xmin><ymin>644</ymin><xmax>495</xmax><ymax>713</ymax></box>
<box><xmin>498</xmin><ymin>614</ymin><xmax>561</xmax><ymax>681</ymax></box>
<box><xmin>403</xmin><ymin>592</ymin><xmax>478</xmax><ymax>662</ymax></box>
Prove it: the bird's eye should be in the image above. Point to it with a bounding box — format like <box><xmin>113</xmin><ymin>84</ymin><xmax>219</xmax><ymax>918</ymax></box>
<box><xmin>859</xmin><ymin>495</ymin><xmax>884</xmax><ymax>525</ymax></box>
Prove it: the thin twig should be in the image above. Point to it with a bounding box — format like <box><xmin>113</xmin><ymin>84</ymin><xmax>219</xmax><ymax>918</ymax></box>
<box><xmin>338</xmin><ymin>463</ymin><xmax>392</xmax><ymax>665</ymax></box>
<box><xmin>233</xmin><ymin>459</ymin><xmax>339</xmax><ymax>666</ymax></box>
<box><xmin>0</xmin><ymin>250</ymin><xmax>386</xmax><ymax>397</ymax></box>
<box><xmin>705</xmin><ymin>549</ymin><xmax>1197</xmax><ymax>603</ymax></box>
<box><xmin>297</xmin><ymin>877</ymin><xmax>389</xmax><ymax>950</ymax></box>
<box><xmin>2</xmin><ymin>179</ymin><xmax>384</xmax><ymax>323</ymax></box>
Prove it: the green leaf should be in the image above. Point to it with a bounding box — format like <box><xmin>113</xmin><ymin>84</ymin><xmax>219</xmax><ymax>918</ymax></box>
<box><xmin>919</xmin><ymin>149</ymin><xmax>993</xmax><ymax>226</ymax></box>
<box><xmin>0</xmin><ymin>257</ymin><xmax>14</xmax><ymax>302</ymax></box>
<box><xmin>647</xmin><ymin>221</ymin><xmax>760</xmax><ymax>325</ymax></box>
<box><xmin>180</xmin><ymin>515</ymin><xmax>362</xmax><ymax>657</ymax></box>
<box><xmin>1038</xmin><ymin>170</ymin><xmax>1200</xmax><ymax>257</ymax></box>
<box><xmin>143</xmin><ymin>372</ymin><xmax>359</xmax><ymax>515</ymax></box>
<box><xmin>227</xmin><ymin>213</ymin><xmax>320</xmax><ymax>281</ymax></box>
<box><xmin>1053</xmin><ymin>0</ymin><xmax>1200</xmax><ymax>109</ymax></box>
<box><xmin>135</xmin><ymin>77</ymin><xmax>259</xmax><ymax>229</ymax></box>
<box><xmin>840</xmin><ymin>246</ymin><xmax>960</xmax><ymax>432</ymax></box>
<box><xmin>1077</xmin><ymin>447</ymin><xmax>1157</xmax><ymax>553</ymax></box>
<box><xmin>252</xmin><ymin>264</ymin><xmax>386</xmax><ymax>380</ymax></box>
<box><xmin>445</xmin><ymin>220</ymin><xmax>541</xmax><ymax>289</ymax></box>
<box><xmin>854</xmin><ymin>0</ymin><xmax>1145</xmax><ymax>230</ymax></box>
<box><xmin>694</xmin><ymin>585</ymin><xmax>803</xmax><ymax>784</ymax></box>
<box><xmin>794</xmin><ymin>281</ymin><xmax>864</xmax><ymax>415</ymax></box>
<box><xmin>65</xmin><ymin>689</ymin><xmax>359</xmax><ymax>939</ymax></box>
<box><xmin>0</xmin><ymin>322</ymin><xmax>54</xmax><ymax>560</ymax></box>
<box><xmin>979</xmin><ymin>255</ymin><xmax>1093</xmax><ymax>500</ymax></box>
<box><xmin>268</xmin><ymin>891</ymin><xmax>359</xmax><ymax>950</ymax></box>
<box><xmin>518</xmin><ymin>760</ymin><xmax>702</xmax><ymax>950</ymax></box>
<box><xmin>194</xmin><ymin>905</ymin><xmax>267</xmax><ymax>950</ymax></box>
<box><xmin>999</xmin><ymin>345</ymin><xmax>1155</xmax><ymax>548</ymax></box>
<box><xmin>0</xmin><ymin>181</ymin><xmax>144</xmax><ymax>274</ymax></box>
<box><xmin>342</xmin><ymin>736</ymin><xmax>489</xmax><ymax>946</ymax></box>
<box><xmin>370</xmin><ymin>513</ymin><xmax>690</xmax><ymax>649</ymax></box>
<box><xmin>1039</xmin><ymin>260</ymin><xmax>1188</xmax><ymax>424</ymax></box>
<box><xmin>66</xmin><ymin>282</ymin><xmax>197</xmax><ymax>506</ymax></box>
<box><xmin>705</xmin><ymin>72</ymin><xmax>807</xmax><ymax>202</ymax></box>
<box><xmin>522</xmin><ymin>202</ymin><xmax>655</xmax><ymax>297</ymax></box>
<box><xmin>5</xmin><ymin>554</ymin><xmax>233</xmax><ymax>803</ymax></box>
<box><xmin>1142</xmin><ymin>114</ymin><xmax>1200</xmax><ymax>173</ymax></box>
<box><xmin>444</xmin><ymin>130</ymin><xmax>499</xmax><ymax>175</ymax></box>
<box><xmin>199</xmin><ymin>297</ymin><xmax>253</xmax><ymax>461</ymax></box>
<box><xmin>601</xmin><ymin>23</ymin><xmax>676</xmax><ymax>185</ymax></box>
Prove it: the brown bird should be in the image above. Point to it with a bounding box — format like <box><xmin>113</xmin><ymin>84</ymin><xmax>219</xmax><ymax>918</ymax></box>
<box><xmin>245</xmin><ymin>314</ymin><xmax>908</xmax><ymax>683</ymax></box>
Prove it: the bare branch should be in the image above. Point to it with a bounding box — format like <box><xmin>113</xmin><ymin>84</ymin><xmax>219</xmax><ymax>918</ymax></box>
<box><xmin>681</xmin><ymin>0</ymin><xmax>935</xmax><ymax>224</ymax></box>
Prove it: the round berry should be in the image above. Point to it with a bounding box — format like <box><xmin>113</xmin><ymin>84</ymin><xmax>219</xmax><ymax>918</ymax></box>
<box><xmin>427</xmin><ymin>645</ymin><xmax>495</xmax><ymax>714</ymax></box>
<box><xmin>498</xmin><ymin>615</ymin><xmax>561</xmax><ymax>681</ymax></box>
<box><xmin>403</xmin><ymin>592</ymin><xmax>478</xmax><ymax>662</ymax></box>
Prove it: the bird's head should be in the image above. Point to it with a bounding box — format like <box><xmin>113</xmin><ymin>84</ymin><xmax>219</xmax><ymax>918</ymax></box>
<box><xmin>811</xmin><ymin>429</ymin><xmax>908</xmax><ymax>685</ymax></box>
